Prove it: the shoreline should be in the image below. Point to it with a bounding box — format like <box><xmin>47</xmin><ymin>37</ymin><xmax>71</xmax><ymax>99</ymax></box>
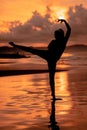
<box><xmin>0</xmin><ymin>69</ymin><xmax>68</xmax><ymax>77</ymax></box>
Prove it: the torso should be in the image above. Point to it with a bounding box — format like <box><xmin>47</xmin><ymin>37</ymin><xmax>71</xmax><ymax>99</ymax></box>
<box><xmin>47</xmin><ymin>39</ymin><xmax>66</xmax><ymax>61</ymax></box>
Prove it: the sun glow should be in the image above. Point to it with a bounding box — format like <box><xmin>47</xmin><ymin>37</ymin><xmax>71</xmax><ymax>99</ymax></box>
<box><xmin>56</xmin><ymin>10</ymin><xmax>66</xmax><ymax>19</ymax></box>
<box><xmin>52</xmin><ymin>7</ymin><xmax>67</xmax><ymax>21</ymax></box>
<box><xmin>58</xmin><ymin>15</ymin><xmax>65</xmax><ymax>19</ymax></box>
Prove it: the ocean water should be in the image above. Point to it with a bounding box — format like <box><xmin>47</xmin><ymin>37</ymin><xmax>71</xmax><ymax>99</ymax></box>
<box><xmin>0</xmin><ymin>49</ymin><xmax>87</xmax><ymax>130</ymax></box>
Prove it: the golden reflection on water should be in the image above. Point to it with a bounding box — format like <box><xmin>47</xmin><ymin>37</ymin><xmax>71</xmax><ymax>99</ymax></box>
<box><xmin>0</xmin><ymin>72</ymin><xmax>73</xmax><ymax>129</ymax></box>
<box><xmin>56</xmin><ymin>72</ymin><xmax>69</xmax><ymax>96</ymax></box>
<box><xmin>55</xmin><ymin>72</ymin><xmax>72</xmax><ymax>122</ymax></box>
<box><xmin>0</xmin><ymin>74</ymin><xmax>50</xmax><ymax>129</ymax></box>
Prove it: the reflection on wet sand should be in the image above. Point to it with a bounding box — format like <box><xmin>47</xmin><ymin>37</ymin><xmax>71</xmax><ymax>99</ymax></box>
<box><xmin>49</xmin><ymin>100</ymin><xmax>60</xmax><ymax>130</ymax></box>
<box><xmin>0</xmin><ymin>68</ymin><xmax>87</xmax><ymax>130</ymax></box>
<box><xmin>55</xmin><ymin>72</ymin><xmax>72</xmax><ymax>117</ymax></box>
<box><xmin>56</xmin><ymin>72</ymin><xmax>70</xmax><ymax>97</ymax></box>
<box><xmin>0</xmin><ymin>72</ymin><xmax>72</xmax><ymax>130</ymax></box>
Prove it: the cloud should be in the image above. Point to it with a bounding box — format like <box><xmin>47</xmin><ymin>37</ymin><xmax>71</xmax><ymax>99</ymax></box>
<box><xmin>0</xmin><ymin>5</ymin><xmax>87</xmax><ymax>45</ymax></box>
<box><xmin>0</xmin><ymin>7</ymin><xmax>60</xmax><ymax>45</ymax></box>
<box><xmin>67</xmin><ymin>4</ymin><xmax>87</xmax><ymax>44</ymax></box>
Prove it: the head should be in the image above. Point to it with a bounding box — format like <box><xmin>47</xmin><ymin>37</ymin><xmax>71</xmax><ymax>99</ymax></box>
<box><xmin>54</xmin><ymin>29</ymin><xmax>64</xmax><ymax>40</ymax></box>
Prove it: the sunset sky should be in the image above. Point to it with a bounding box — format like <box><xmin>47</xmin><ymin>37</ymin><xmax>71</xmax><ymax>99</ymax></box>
<box><xmin>0</xmin><ymin>0</ymin><xmax>87</xmax><ymax>46</ymax></box>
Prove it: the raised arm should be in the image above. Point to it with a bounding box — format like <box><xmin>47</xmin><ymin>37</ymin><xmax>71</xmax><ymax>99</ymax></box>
<box><xmin>58</xmin><ymin>19</ymin><xmax>71</xmax><ymax>42</ymax></box>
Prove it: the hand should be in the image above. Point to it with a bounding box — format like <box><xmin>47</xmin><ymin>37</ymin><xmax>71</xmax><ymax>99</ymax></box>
<box><xmin>58</xmin><ymin>19</ymin><xmax>65</xmax><ymax>22</ymax></box>
<box><xmin>9</xmin><ymin>42</ymin><xmax>16</xmax><ymax>47</ymax></box>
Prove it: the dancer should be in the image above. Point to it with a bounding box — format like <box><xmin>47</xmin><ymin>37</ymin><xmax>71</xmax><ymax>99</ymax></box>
<box><xmin>9</xmin><ymin>19</ymin><xmax>71</xmax><ymax>100</ymax></box>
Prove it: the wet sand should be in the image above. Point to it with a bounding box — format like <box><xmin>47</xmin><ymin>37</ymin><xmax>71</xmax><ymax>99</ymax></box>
<box><xmin>0</xmin><ymin>61</ymin><xmax>70</xmax><ymax>76</ymax></box>
<box><xmin>0</xmin><ymin>66</ymin><xmax>87</xmax><ymax>130</ymax></box>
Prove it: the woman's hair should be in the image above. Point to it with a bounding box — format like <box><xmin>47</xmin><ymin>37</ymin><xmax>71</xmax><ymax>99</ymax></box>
<box><xmin>54</xmin><ymin>29</ymin><xmax>64</xmax><ymax>40</ymax></box>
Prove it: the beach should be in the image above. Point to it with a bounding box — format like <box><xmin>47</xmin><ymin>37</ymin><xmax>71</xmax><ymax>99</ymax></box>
<box><xmin>0</xmin><ymin>49</ymin><xmax>87</xmax><ymax>130</ymax></box>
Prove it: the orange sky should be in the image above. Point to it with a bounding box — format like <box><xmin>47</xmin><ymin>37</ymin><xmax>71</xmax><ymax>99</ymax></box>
<box><xmin>0</xmin><ymin>0</ymin><xmax>87</xmax><ymax>45</ymax></box>
<box><xmin>0</xmin><ymin>0</ymin><xmax>87</xmax><ymax>25</ymax></box>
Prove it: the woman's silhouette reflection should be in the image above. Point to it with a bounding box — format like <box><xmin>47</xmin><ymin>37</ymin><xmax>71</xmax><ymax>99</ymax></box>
<box><xmin>49</xmin><ymin>100</ymin><xmax>60</xmax><ymax>130</ymax></box>
<box><xmin>9</xmin><ymin>19</ymin><xmax>71</xmax><ymax>100</ymax></box>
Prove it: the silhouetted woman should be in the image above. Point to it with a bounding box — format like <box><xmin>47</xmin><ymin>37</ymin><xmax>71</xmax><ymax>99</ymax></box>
<box><xmin>9</xmin><ymin>19</ymin><xmax>71</xmax><ymax>100</ymax></box>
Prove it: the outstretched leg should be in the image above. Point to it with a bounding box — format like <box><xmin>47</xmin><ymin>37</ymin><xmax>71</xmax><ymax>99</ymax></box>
<box><xmin>25</xmin><ymin>47</ymin><xmax>48</xmax><ymax>60</ymax></box>
<box><xmin>9</xmin><ymin>42</ymin><xmax>48</xmax><ymax>60</ymax></box>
